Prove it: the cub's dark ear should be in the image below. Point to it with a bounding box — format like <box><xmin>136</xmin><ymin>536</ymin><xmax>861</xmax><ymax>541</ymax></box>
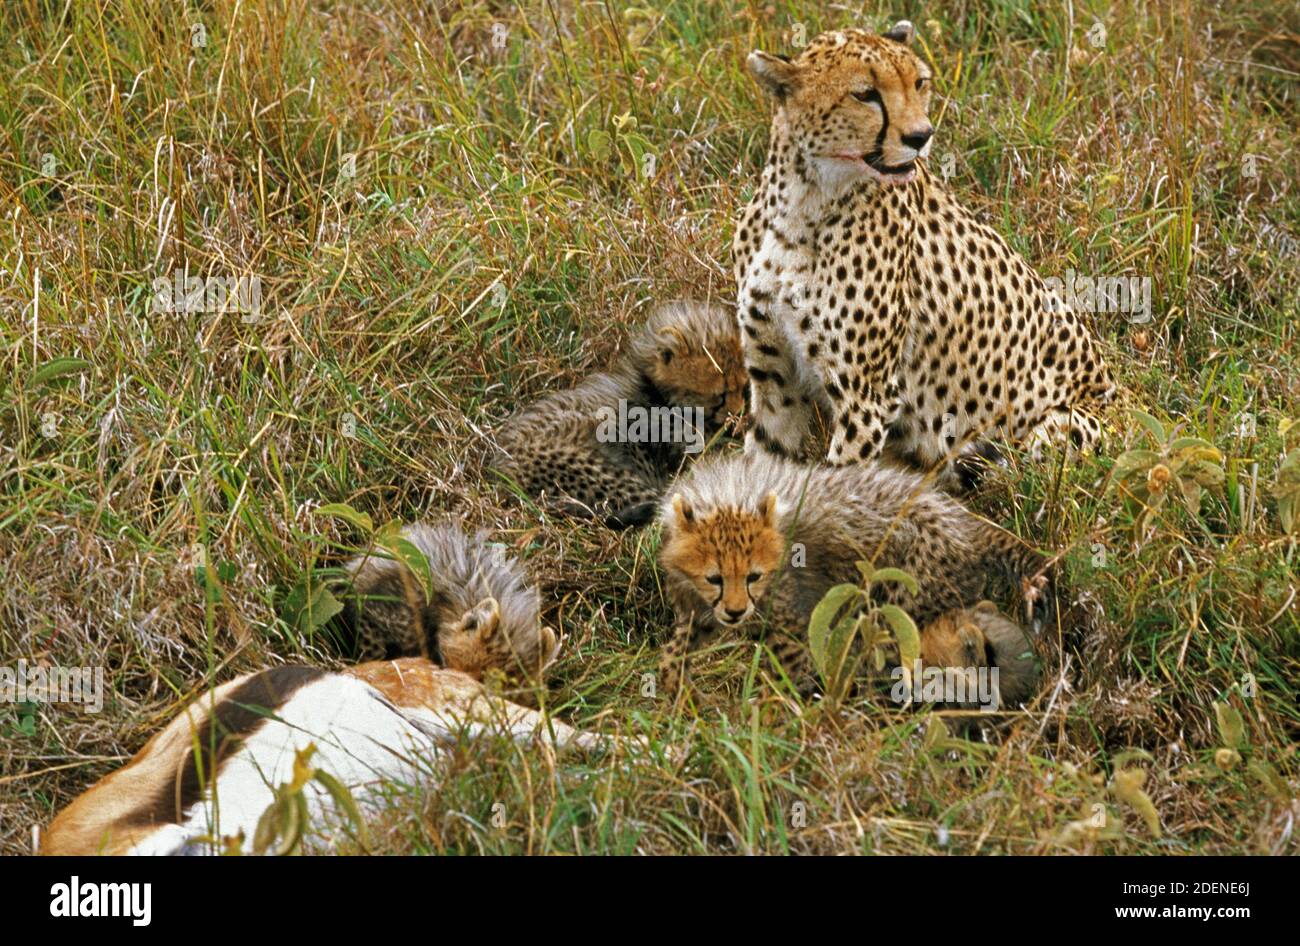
<box><xmin>756</xmin><ymin>490</ymin><xmax>781</xmax><ymax>526</ymax></box>
<box><xmin>747</xmin><ymin>50</ymin><xmax>802</xmax><ymax>99</ymax></box>
<box><xmin>883</xmin><ymin>20</ymin><xmax>915</xmax><ymax>44</ymax></box>
<box><xmin>672</xmin><ymin>494</ymin><xmax>696</xmax><ymax>530</ymax></box>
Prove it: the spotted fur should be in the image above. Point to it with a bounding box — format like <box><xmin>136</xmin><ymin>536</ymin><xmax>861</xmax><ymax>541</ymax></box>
<box><xmin>494</xmin><ymin>301</ymin><xmax>747</xmax><ymax>528</ymax></box>
<box><xmin>656</xmin><ymin>451</ymin><xmax>1047</xmax><ymax>694</ymax></box>
<box><xmin>734</xmin><ymin>24</ymin><xmax>1115</xmax><ymax>478</ymax></box>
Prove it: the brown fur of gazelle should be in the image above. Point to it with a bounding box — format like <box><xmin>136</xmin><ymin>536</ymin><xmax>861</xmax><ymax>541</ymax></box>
<box><xmin>42</xmin><ymin>659</ymin><xmax>626</xmax><ymax>856</ymax></box>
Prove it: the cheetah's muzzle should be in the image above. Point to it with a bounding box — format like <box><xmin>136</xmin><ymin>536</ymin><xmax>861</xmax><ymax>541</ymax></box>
<box><xmin>864</xmin><ymin>154</ymin><xmax>916</xmax><ymax>184</ymax></box>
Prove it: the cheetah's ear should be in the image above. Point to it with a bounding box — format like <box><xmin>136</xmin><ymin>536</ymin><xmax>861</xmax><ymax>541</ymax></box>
<box><xmin>957</xmin><ymin>623</ymin><xmax>984</xmax><ymax>665</ymax></box>
<box><xmin>747</xmin><ymin>50</ymin><xmax>802</xmax><ymax>99</ymax></box>
<box><xmin>538</xmin><ymin>625</ymin><xmax>562</xmax><ymax>669</ymax></box>
<box><xmin>756</xmin><ymin>491</ymin><xmax>780</xmax><ymax>527</ymax></box>
<box><xmin>671</xmin><ymin>494</ymin><xmax>696</xmax><ymax>531</ymax></box>
<box><xmin>882</xmin><ymin>20</ymin><xmax>915</xmax><ymax>45</ymax></box>
<box><xmin>463</xmin><ymin>596</ymin><xmax>501</xmax><ymax>640</ymax></box>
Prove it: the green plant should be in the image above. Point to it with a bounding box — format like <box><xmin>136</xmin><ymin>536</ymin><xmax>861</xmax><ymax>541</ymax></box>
<box><xmin>1111</xmin><ymin>410</ymin><xmax>1226</xmax><ymax>535</ymax></box>
<box><xmin>1270</xmin><ymin>419</ymin><xmax>1300</xmax><ymax>535</ymax></box>
<box><xmin>806</xmin><ymin>565</ymin><xmax>920</xmax><ymax>707</ymax></box>
<box><xmin>221</xmin><ymin>744</ymin><xmax>370</xmax><ymax>856</ymax></box>
<box><xmin>281</xmin><ymin>503</ymin><xmax>433</xmax><ymax>642</ymax></box>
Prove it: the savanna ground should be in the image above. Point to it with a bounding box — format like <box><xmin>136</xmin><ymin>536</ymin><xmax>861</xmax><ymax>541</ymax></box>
<box><xmin>1</xmin><ymin>0</ymin><xmax>1297</xmax><ymax>856</ymax></box>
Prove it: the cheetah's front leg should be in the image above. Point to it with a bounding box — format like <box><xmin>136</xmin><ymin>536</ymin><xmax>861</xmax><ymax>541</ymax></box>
<box><xmin>826</xmin><ymin>397</ymin><xmax>892</xmax><ymax>466</ymax></box>
<box><xmin>658</xmin><ymin>619</ymin><xmax>695</xmax><ymax>696</ymax></box>
<box><xmin>1022</xmin><ymin>403</ymin><xmax>1104</xmax><ymax>460</ymax></box>
<box><xmin>823</xmin><ymin>359</ymin><xmax>903</xmax><ymax>466</ymax></box>
<box><xmin>738</xmin><ymin>271</ymin><xmax>829</xmax><ymax>461</ymax></box>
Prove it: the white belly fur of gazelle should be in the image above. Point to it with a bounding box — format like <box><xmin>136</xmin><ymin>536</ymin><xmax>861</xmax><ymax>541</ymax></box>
<box><xmin>41</xmin><ymin>659</ymin><xmax>630</xmax><ymax>856</ymax></box>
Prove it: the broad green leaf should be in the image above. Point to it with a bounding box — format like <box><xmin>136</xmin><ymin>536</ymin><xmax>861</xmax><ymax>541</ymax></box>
<box><xmin>272</xmin><ymin>792</ymin><xmax>306</xmax><ymax>856</ymax></box>
<box><xmin>923</xmin><ymin>715</ymin><xmax>949</xmax><ymax>749</ymax></box>
<box><xmin>823</xmin><ymin>612</ymin><xmax>863</xmax><ymax>697</ymax></box>
<box><xmin>287</xmin><ymin>584</ymin><xmax>343</xmax><ymax>634</ymax></box>
<box><xmin>1168</xmin><ymin>436</ymin><xmax>1217</xmax><ymax>454</ymax></box>
<box><xmin>878</xmin><ymin>604</ymin><xmax>920</xmax><ymax>664</ymax></box>
<box><xmin>867</xmin><ymin>567</ymin><xmax>919</xmax><ymax>596</ymax></box>
<box><xmin>1112</xmin><ymin>449</ymin><xmax>1160</xmax><ymax>478</ymax></box>
<box><xmin>253</xmin><ymin>798</ymin><xmax>280</xmax><ymax>854</ymax></box>
<box><xmin>1188</xmin><ymin>459</ymin><xmax>1225</xmax><ymax>486</ymax></box>
<box><xmin>380</xmin><ymin>535</ymin><xmax>433</xmax><ymax>602</ymax></box>
<box><xmin>587</xmin><ymin>128</ymin><xmax>611</xmax><ymax>160</ymax></box>
<box><xmin>314</xmin><ymin>503</ymin><xmax>373</xmax><ymax>534</ymax></box>
<box><xmin>807</xmin><ymin>584</ymin><xmax>860</xmax><ymax>679</ymax></box>
<box><xmin>312</xmin><ymin>585</ymin><xmax>343</xmax><ymax>629</ymax></box>
<box><xmin>313</xmin><ymin>769</ymin><xmax>370</xmax><ymax>848</ymax></box>
<box><xmin>1130</xmin><ymin>409</ymin><xmax>1167</xmax><ymax>444</ymax></box>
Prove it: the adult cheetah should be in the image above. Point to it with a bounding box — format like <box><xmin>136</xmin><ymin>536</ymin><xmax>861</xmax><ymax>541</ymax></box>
<box><xmin>733</xmin><ymin>22</ymin><xmax>1115</xmax><ymax>475</ymax></box>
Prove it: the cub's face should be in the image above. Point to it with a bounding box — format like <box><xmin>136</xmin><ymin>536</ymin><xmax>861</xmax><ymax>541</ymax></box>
<box><xmin>661</xmin><ymin>493</ymin><xmax>785</xmax><ymax>627</ymax></box>
<box><xmin>748</xmin><ymin>23</ymin><xmax>934</xmax><ymax>190</ymax></box>
<box><xmin>644</xmin><ymin>329</ymin><xmax>748</xmax><ymax>432</ymax></box>
<box><xmin>919</xmin><ymin>607</ymin><xmax>991</xmax><ymax>671</ymax></box>
<box><xmin>438</xmin><ymin>597</ymin><xmax>560</xmax><ymax>685</ymax></box>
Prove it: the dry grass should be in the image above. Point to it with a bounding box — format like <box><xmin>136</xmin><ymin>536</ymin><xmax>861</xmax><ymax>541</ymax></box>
<box><xmin>1</xmin><ymin>0</ymin><xmax>1297</xmax><ymax>855</ymax></box>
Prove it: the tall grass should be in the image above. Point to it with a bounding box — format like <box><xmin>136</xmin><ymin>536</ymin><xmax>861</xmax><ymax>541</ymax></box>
<box><xmin>0</xmin><ymin>0</ymin><xmax>1296</xmax><ymax>854</ymax></box>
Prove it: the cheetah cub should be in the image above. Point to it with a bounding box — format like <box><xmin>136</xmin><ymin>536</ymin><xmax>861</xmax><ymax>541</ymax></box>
<box><xmin>494</xmin><ymin>301</ymin><xmax>747</xmax><ymax>528</ymax></box>
<box><xmin>734</xmin><ymin>23</ymin><xmax>1115</xmax><ymax>476</ymax></box>
<box><xmin>918</xmin><ymin>602</ymin><xmax>1040</xmax><ymax>710</ymax></box>
<box><xmin>344</xmin><ymin>521</ymin><xmax>558</xmax><ymax>682</ymax></box>
<box><xmin>657</xmin><ymin>451</ymin><xmax>1046</xmax><ymax>697</ymax></box>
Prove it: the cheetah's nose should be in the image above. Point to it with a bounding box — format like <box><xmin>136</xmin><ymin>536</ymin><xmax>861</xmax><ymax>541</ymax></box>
<box><xmin>901</xmin><ymin>127</ymin><xmax>933</xmax><ymax>151</ymax></box>
<box><xmin>724</xmin><ymin>607</ymin><xmax>747</xmax><ymax>622</ymax></box>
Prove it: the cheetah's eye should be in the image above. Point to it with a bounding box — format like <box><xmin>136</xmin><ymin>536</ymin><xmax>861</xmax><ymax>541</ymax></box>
<box><xmin>747</xmin><ymin>571</ymin><xmax>764</xmax><ymax>584</ymax></box>
<box><xmin>851</xmin><ymin>89</ymin><xmax>882</xmax><ymax>107</ymax></box>
<box><xmin>705</xmin><ymin>574</ymin><xmax>723</xmax><ymax>587</ymax></box>
<box><xmin>915</xmin><ymin>77</ymin><xmax>929</xmax><ymax>91</ymax></box>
